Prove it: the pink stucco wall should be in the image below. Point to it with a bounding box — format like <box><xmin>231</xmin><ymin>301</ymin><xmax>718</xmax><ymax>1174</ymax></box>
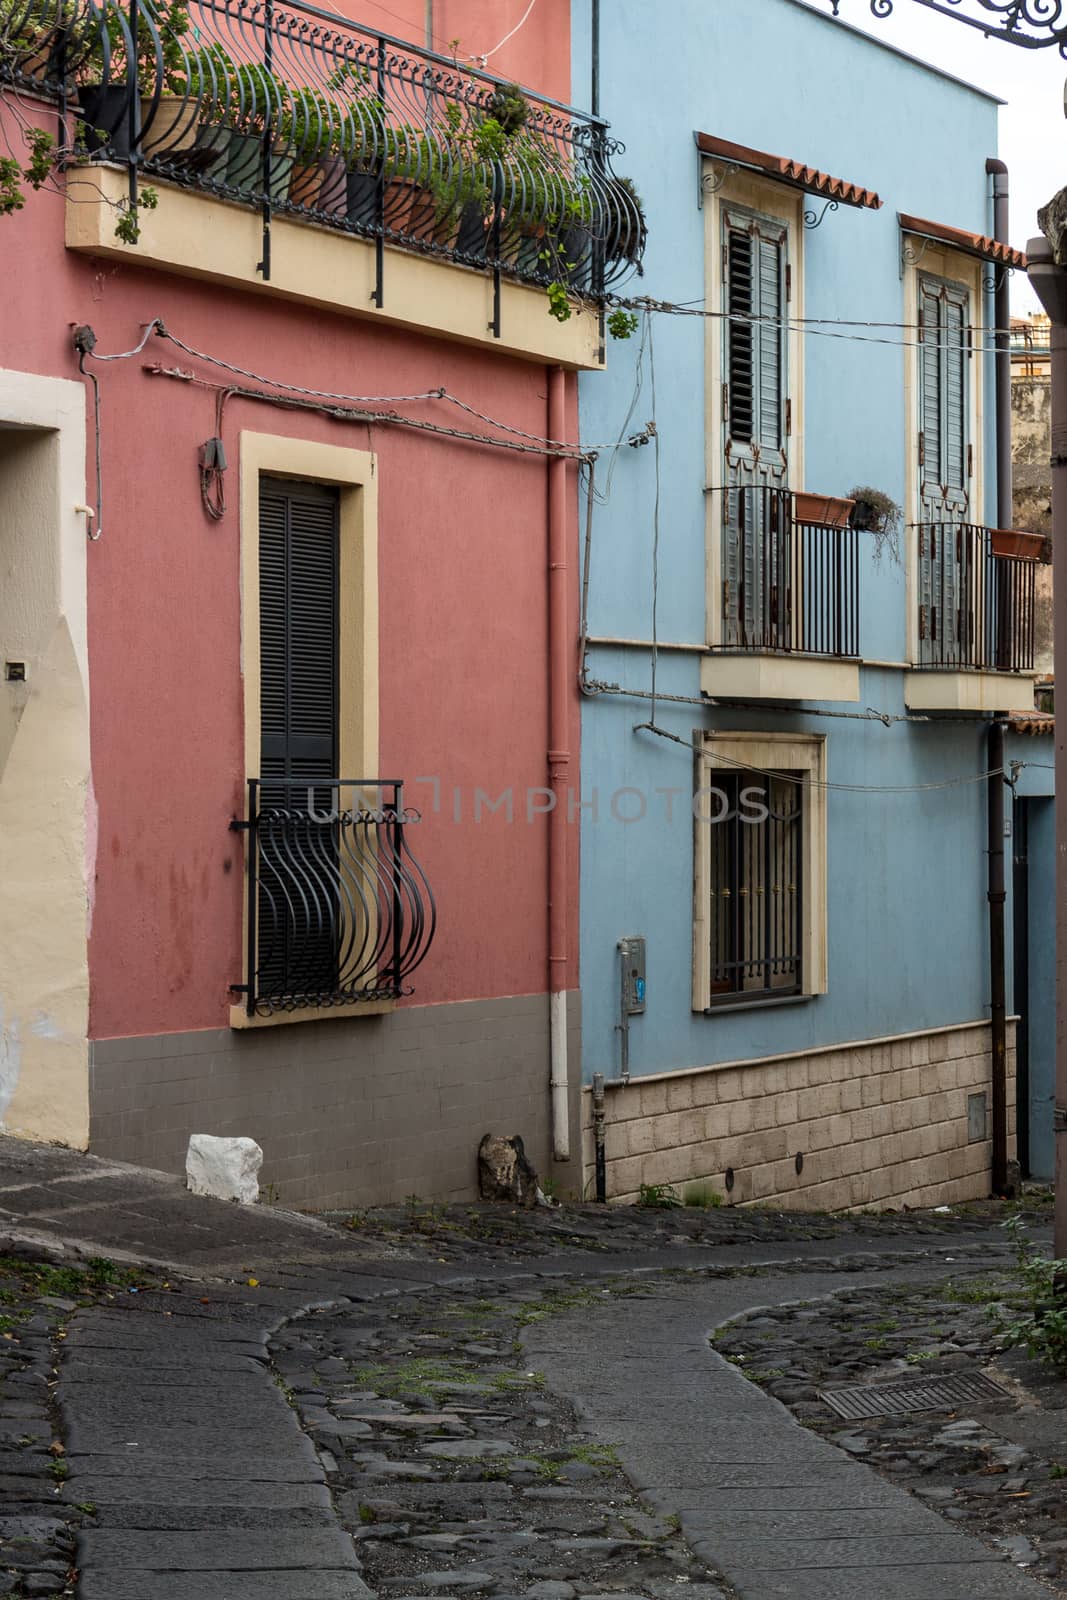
<box><xmin>1</xmin><ymin>0</ymin><xmax>582</xmax><ymax>1041</ymax></box>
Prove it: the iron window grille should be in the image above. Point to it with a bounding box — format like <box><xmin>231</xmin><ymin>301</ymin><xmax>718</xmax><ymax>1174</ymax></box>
<box><xmin>232</xmin><ymin>777</ymin><xmax>435</xmax><ymax>1016</ymax></box>
<box><xmin>706</xmin><ymin>772</ymin><xmax>803</xmax><ymax>1005</ymax></box>
<box><xmin>1</xmin><ymin>0</ymin><xmax>645</xmax><ymax>305</ymax></box>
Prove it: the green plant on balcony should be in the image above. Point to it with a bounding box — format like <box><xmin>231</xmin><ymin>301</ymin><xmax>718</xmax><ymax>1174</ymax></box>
<box><xmin>0</xmin><ymin>0</ymin><xmax>74</xmax><ymax>77</ymax></box>
<box><xmin>847</xmin><ymin>485</ymin><xmax>902</xmax><ymax>565</ymax></box>
<box><xmin>222</xmin><ymin>59</ymin><xmax>292</xmax><ymax>198</ymax></box>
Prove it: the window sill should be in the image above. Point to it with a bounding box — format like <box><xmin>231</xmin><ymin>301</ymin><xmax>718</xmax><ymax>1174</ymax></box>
<box><xmin>700</xmin><ymin>992</ymin><xmax>815</xmax><ymax>1017</ymax></box>
<box><xmin>230</xmin><ymin>1000</ymin><xmax>396</xmax><ymax>1030</ymax></box>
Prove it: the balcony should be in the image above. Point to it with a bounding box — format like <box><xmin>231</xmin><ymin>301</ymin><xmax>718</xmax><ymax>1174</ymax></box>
<box><xmin>231</xmin><ymin>779</ymin><xmax>436</xmax><ymax>1022</ymax></box>
<box><xmin>5</xmin><ymin>0</ymin><xmax>645</xmax><ymax>366</ymax></box>
<box><xmin>905</xmin><ymin>522</ymin><xmax>1040</xmax><ymax>712</ymax></box>
<box><xmin>702</xmin><ymin>486</ymin><xmax>861</xmax><ymax>703</ymax></box>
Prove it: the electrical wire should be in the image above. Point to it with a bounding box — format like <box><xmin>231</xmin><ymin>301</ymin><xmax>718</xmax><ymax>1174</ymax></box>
<box><xmin>84</xmin><ymin>320</ymin><xmax>649</xmax><ymax>457</ymax></box>
<box><xmin>474</xmin><ymin>0</ymin><xmax>538</xmax><ymax>63</ymax></box>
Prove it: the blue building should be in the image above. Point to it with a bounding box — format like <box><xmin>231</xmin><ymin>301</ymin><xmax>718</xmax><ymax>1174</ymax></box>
<box><xmin>570</xmin><ymin>0</ymin><xmax>1055</xmax><ymax>1207</ymax></box>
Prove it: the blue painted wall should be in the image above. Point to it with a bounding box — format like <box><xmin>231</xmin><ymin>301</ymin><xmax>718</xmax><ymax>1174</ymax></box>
<box><xmin>571</xmin><ymin>0</ymin><xmax>1052</xmax><ymax>1084</ymax></box>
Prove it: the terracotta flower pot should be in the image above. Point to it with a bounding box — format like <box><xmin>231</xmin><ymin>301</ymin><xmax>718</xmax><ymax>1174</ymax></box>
<box><xmin>140</xmin><ymin>93</ymin><xmax>199</xmax><ymax>155</ymax></box>
<box><xmin>382</xmin><ymin>175</ymin><xmax>415</xmax><ymax>234</ymax></box>
<box><xmin>288</xmin><ymin>160</ymin><xmax>323</xmax><ymax>209</ymax></box>
<box><xmin>793</xmin><ymin>492</ymin><xmax>855</xmax><ymax>529</ymax></box>
<box><xmin>990</xmin><ymin>528</ymin><xmax>1045</xmax><ymax>561</ymax></box>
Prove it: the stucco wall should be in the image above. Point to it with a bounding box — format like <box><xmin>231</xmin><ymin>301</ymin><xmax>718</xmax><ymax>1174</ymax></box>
<box><xmin>1</xmin><ymin>92</ymin><xmax>582</xmax><ymax>1048</ymax></box>
<box><xmin>0</xmin><ymin>369</ymin><xmax>90</xmax><ymax>1147</ymax></box>
<box><xmin>570</xmin><ymin>0</ymin><xmax>1029</xmax><ymax>1103</ymax></box>
<box><xmin>1012</xmin><ymin>373</ymin><xmax>1053</xmax><ymax>673</ymax></box>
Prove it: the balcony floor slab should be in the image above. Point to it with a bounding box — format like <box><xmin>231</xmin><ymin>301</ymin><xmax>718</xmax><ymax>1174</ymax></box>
<box><xmin>700</xmin><ymin>653</ymin><xmax>861</xmax><ymax>703</ymax></box>
<box><xmin>904</xmin><ymin>669</ymin><xmax>1038</xmax><ymax>713</ymax></box>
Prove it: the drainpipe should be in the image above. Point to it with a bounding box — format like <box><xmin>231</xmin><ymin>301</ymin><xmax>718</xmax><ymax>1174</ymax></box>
<box><xmin>986</xmin><ymin>158</ymin><xmax>1011</xmax><ymax>1196</ymax></box>
<box><xmin>591</xmin><ymin>0</ymin><xmax>600</xmax><ymax>116</ymax></box>
<box><xmin>988</xmin><ymin>714</ymin><xmax>1009</xmax><ymax>1195</ymax></box>
<box><xmin>986</xmin><ymin>159</ymin><xmax>1013</xmax><ymax>531</ymax></box>
<box><xmin>548</xmin><ymin>366</ymin><xmax>571</xmax><ymax>1161</ymax></box>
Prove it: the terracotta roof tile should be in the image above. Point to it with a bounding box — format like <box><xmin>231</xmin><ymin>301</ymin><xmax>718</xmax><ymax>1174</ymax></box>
<box><xmin>899</xmin><ymin>213</ymin><xmax>1027</xmax><ymax>270</ymax></box>
<box><xmin>1007</xmin><ymin>709</ymin><xmax>1054</xmax><ymax>736</ymax></box>
<box><xmin>695</xmin><ymin>132</ymin><xmax>882</xmax><ymax>211</ymax></box>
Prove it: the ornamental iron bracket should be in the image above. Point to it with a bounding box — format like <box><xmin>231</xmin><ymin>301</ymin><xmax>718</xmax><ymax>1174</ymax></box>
<box><xmin>900</xmin><ymin>232</ymin><xmax>934</xmax><ymax>278</ymax></box>
<box><xmin>699</xmin><ymin>161</ymin><xmax>740</xmax><ymax>207</ymax></box>
<box><xmin>804</xmin><ymin>198</ymin><xmax>839</xmax><ymax>229</ymax></box>
<box><xmin>826</xmin><ymin>0</ymin><xmax>1067</xmax><ymax>58</ymax></box>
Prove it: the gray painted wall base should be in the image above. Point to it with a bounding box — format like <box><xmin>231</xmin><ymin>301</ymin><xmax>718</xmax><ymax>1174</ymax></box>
<box><xmin>90</xmin><ymin>992</ymin><xmax>582</xmax><ymax>1210</ymax></box>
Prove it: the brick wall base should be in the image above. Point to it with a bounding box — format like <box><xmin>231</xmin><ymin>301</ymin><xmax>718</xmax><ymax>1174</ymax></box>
<box><xmin>582</xmin><ymin>1020</ymin><xmax>1015</xmax><ymax>1211</ymax></box>
<box><xmin>90</xmin><ymin>992</ymin><xmax>582</xmax><ymax>1211</ymax></box>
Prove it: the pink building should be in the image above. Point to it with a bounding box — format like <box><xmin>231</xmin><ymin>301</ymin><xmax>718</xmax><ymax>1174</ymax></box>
<box><xmin>0</xmin><ymin>0</ymin><xmax>643</xmax><ymax>1203</ymax></box>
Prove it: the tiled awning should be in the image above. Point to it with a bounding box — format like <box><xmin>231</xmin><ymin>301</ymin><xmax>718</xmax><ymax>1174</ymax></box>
<box><xmin>899</xmin><ymin>213</ymin><xmax>1027</xmax><ymax>270</ymax></box>
<box><xmin>1007</xmin><ymin>709</ymin><xmax>1054</xmax><ymax>736</ymax></box>
<box><xmin>695</xmin><ymin>131</ymin><xmax>882</xmax><ymax>211</ymax></box>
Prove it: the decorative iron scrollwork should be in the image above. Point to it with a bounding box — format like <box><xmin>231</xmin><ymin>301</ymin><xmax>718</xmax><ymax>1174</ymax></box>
<box><xmin>828</xmin><ymin>0</ymin><xmax>1067</xmax><ymax>57</ymax></box>
<box><xmin>803</xmin><ymin>198</ymin><xmax>839</xmax><ymax>229</ymax></box>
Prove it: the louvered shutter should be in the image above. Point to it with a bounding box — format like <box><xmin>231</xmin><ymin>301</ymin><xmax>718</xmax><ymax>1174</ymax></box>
<box><xmin>943</xmin><ymin>287</ymin><xmax>968</xmax><ymax>507</ymax></box>
<box><xmin>755</xmin><ymin>231</ymin><xmax>784</xmax><ymax>451</ymax></box>
<box><xmin>722</xmin><ymin>210</ymin><xmax>788</xmax><ymax>649</ymax></box>
<box><xmin>258</xmin><ymin>478</ymin><xmax>340</xmax><ymax>1000</ymax></box>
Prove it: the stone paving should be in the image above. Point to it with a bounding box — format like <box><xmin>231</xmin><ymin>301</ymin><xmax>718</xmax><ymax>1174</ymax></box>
<box><xmin>713</xmin><ymin>1268</ymin><xmax>1067</xmax><ymax>1590</ymax></box>
<box><xmin>0</xmin><ymin>1137</ymin><xmax>1061</xmax><ymax>1600</ymax></box>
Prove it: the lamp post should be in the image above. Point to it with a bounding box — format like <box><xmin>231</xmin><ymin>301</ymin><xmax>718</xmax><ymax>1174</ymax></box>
<box><xmin>1027</xmin><ymin>223</ymin><xmax>1067</xmax><ymax>1260</ymax></box>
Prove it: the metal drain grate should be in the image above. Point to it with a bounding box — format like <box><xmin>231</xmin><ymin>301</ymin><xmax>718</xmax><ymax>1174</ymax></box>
<box><xmin>819</xmin><ymin>1372</ymin><xmax>1010</xmax><ymax>1421</ymax></box>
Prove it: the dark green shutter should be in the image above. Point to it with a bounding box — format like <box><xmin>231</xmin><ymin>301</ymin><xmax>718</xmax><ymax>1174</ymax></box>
<box><xmin>259</xmin><ymin>477</ymin><xmax>339</xmax><ymax>783</ymax></box>
<box><xmin>257</xmin><ymin>478</ymin><xmax>340</xmax><ymax>1000</ymax></box>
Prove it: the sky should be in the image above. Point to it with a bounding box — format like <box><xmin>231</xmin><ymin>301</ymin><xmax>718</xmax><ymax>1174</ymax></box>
<box><xmin>798</xmin><ymin>0</ymin><xmax>1067</xmax><ymax>313</ymax></box>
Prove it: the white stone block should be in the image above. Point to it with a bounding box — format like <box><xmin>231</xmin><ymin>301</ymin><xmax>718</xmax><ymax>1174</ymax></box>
<box><xmin>186</xmin><ymin>1134</ymin><xmax>262</xmax><ymax>1204</ymax></box>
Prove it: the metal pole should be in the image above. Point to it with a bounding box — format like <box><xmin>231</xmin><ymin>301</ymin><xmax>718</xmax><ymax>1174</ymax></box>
<box><xmin>592</xmin><ymin>1072</ymin><xmax>606</xmax><ymax>1202</ymax></box>
<box><xmin>988</xmin><ymin>714</ymin><xmax>1009</xmax><ymax>1195</ymax></box>
<box><xmin>1027</xmin><ymin>228</ymin><xmax>1067</xmax><ymax>1258</ymax></box>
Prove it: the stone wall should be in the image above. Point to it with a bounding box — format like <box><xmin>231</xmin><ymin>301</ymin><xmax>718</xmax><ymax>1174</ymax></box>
<box><xmin>581</xmin><ymin>1020</ymin><xmax>1014</xmax><ymax>1211</ymax></box>
<box><xmin>1012</xmin><ymin>372</ymin><xmax>1053</xmax><ymax>676</ymax></box>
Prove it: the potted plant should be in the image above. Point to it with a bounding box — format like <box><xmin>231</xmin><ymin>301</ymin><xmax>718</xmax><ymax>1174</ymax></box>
<box><xmin>793</xmin><ymin>491</ymin><xmax>855</xmax><ymax>529</ymax></box>
<box><xmin>846</xmin><ymin>485</ymin><xmax>902</xmax><ymax>563</ymax></box>
<box><xmin>0</xmin><ymin>0</ymin><xmax>72</xmax><ymax>83</ymax></box>
<box><xmin>602</xmin><ymin>173</ymin><xmax>646</xmax><ymax>277</ymax></box>
<box><xmin>282</xmin><ymin>84</ymin><xmax>334</xmax><ymax>208</ymax></box>
<box><xmin>77</xmin><ymin>0</ymin><xmax>190</xmax><ymax>158</ymax></box>
<box><xmin>224</xmin><ymin>60</ymin><xmax>291</xmax><ymax>200</ymax></box>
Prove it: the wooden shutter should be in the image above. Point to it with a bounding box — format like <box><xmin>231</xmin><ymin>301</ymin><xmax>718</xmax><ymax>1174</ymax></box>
<box><xmin>919</xmin><ymin>282</ymin><xmax>942</xmax><ymax>501</ymax></box>
<box><xmin>259</xmin><ymin>477</ymin><xmax>339</xmax><ymax>784</ymax></box>
<box><xmin>755</xmin><ymin>230</ymin><xmax>785</xmax><ymax>451</ymax></box>
<box><xmin>257</xmin><ymin>478</ymin><xmax>340</xmax><ymax>1000</ymax></box>
<box><xmin>726</xmin><ymin>227</ymin><xmax>755</xmax><ymax>444</ymax></box>
<box><xmin>943</xmin><ymin>287</ymin><xmax>968</xmax><ymax>503</ymax></box>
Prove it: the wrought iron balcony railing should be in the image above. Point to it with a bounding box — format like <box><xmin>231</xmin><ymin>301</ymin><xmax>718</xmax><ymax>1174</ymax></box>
<box><xmin>231</xmin><ymin>778</ymin><xmax>435</xmax><ymax>1017</ymax></box>
<box><xmin>715</xmin><ymin>486</ymin><xmax>860</xmax><ymax>659</ymax></box>
<box><xmin>1</xmin><ymin>0</ymin><xmax>645</xmax><ymax>305</ymax></box>
<box><xmin>916</xmin><ymin>522</ymin><xmax>1038</xmax><ymax>674</ymax></box>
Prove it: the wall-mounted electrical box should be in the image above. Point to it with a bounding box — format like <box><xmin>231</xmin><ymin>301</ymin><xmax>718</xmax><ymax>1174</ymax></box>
<box><xmin>618</xmin><ymin>936</ymin><xmax>646</xmax><ymax>1015</ymax></box>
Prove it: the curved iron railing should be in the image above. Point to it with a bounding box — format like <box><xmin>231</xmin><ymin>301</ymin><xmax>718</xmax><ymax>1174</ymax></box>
<box><xmin>232</xmin><ymin>778</ymin><xmax>436</xmax><ymax>1016</ymax></box>
<box><xmin>1</xmin><ymin>0</ymin><xmax>646</xmax><ymax>297</ymax></box>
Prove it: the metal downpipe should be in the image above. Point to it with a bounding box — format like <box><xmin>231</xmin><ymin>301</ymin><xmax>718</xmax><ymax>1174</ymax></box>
<box><xmin>548</xmin><ymin>366</ymin><xmax>571</xmax><ymax>1161</ymax></box>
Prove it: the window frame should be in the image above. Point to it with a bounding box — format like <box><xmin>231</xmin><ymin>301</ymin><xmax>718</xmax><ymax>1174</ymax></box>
<box><xmin>235</xmin><ymin>432</ymin><xmax>380</xmax><ymax>1028</ymax></box>
<box><xmin>703</xmin><ymin>167</ymin><xmax>804</xmax><ymax>651</ymax></box>
<box><xmin>693</xmin><ymin>731</ymin><xmax>827</xmax><ymax>1012</ymax></box>
<box><xmin>903</xmin><ymin>242</ymin><xmax>985</xmax><ymax>667</ymax></box>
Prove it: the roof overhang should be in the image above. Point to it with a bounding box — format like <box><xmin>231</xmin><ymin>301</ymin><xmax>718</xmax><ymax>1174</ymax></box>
<box><xmin>899</xmin><ymin>212</ymin><xmax>1027</xmax><ymax>270</ymax></box>
<box><xmin>695</xmin><ymin>131</ymin><xmax>882</xmax><ymax>211</ymax></box>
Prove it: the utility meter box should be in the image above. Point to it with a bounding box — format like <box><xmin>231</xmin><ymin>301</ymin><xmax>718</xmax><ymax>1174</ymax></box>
<box><xmin>619</xmin><ymin>937</ymin><xmax>646</xmax><ymax>1014</ymax></box>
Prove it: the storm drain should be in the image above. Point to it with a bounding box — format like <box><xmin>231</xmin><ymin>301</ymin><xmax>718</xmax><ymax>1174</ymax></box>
<box><xmin>819</xmin><ymin>1372</ymin><xmax>1010</xmax><ymax>1421</ymax></box>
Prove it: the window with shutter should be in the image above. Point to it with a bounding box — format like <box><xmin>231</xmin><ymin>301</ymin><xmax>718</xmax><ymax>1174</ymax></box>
<box><xmin>722</xmin><ymin>206</ymin><xmax>789</xmax><ymax>647</ymax></box>
<box><xmin>917</xmin><ymin>276</ymin><xmax>971</xmax><ymax>664</ymax></box>
<box><xmin>258</xmin><ymin>477</ymin><xmax>340</xmax><ymax>1000</ymax></box>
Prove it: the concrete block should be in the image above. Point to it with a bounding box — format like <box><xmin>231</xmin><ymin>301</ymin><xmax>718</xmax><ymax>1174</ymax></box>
<box><xmin>666</xmin><ymin>1077</ymin><xmax>694</xmax><ymax>1112</ymax></box>
<box><xmin>186</xmin><ymin>1135</ymin><xmax>262</xmax><ymax>1204</ymax></box>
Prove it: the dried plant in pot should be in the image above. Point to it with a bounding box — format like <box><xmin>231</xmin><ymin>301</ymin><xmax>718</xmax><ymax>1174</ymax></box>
<box><xmin>847</xmin><ymin>485</ymin><xmax>902</xmax><ymax>564</ymax></box>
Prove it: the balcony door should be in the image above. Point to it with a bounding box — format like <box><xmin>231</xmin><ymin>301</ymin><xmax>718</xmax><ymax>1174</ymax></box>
<box><xmin>258</xmin><ymin>476</ymin><xmax>340</xmax><ymax>1002</ymax></box>
<box><xmin>917</xmin><ymin>275</ymin><xmax>972</xmax><ymax>664</ymax></box>
<box><xmin>721</xmin><ymin>205</ymin><xmax>789</xmax><ymax>648</ymax></box>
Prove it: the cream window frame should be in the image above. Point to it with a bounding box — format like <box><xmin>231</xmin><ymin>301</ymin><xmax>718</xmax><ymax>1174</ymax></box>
<box><xmin>692</xmin><ymin>731</ymin><xmax>827</xmax><ymax>1011</ymax></box>
<box><xmin>903</xmin><ymin>240</ymin><xmax>986</xmax><ymax>666</ymax></box>
<box><xmin>232</xmin><ymin>431</ymin><xmax>381</xmax><ymax>1028</ymax></box>
<box><xmin>703</xmin><ymin>165</ymin><xmax>805</xmax><ymax>649</ymax></box>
